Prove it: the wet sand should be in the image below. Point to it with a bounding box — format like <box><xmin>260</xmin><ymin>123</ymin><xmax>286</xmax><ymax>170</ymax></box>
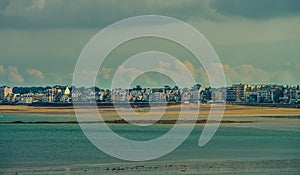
<box><xmin>1</xmin><ymin>159</ymin><xmax>299</xmax><ymax>175</ymax></box>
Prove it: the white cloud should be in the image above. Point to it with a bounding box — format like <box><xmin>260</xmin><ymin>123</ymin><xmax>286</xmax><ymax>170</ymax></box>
<box><xmin>155</xmin><ymin>60</ymin><xmax>196</xmax><ymax>87</ymax></box>
<box><xmin>6</xmin><ymin>66</ymin><xmax>24</xmax><ymax>83</ymax></box>
<box><xmin>26</xmin><ymin>0</ymin><xmax>46</xmax><ymax>11</ymax></box>
<box><xmin>0</xmin><ymin>65</ymin><xmax>24</xmax><ymax>84</ymax></box>
<box><xmin>0</xmin><ymin>65</ymin><xmax>4</xmax><ymax>73</ymax></box>
<box><xmin>183</xmin><ymin>60</ymin><xmax>197</xmax><ymax>77</ymax></box>
<box><xmin>211</xmin><ymin>63</ymin><xmax>298</xmax><ymax>85</ymax></box>
<box><xmin>111</xmin><ymin>65</ymin><xmax>141</xmax><ymax>87</ymax></box>
<box><xmin>107</xmin><ymin>59</ymin><xmax>197</xmax><ymax>88</ymax></box>
<box><xmin>98</xmin><ymin>67</ymin><xmax>113</xmax><ymax>80</ymax></box>
<box><xmin>26</xmin><ymin>68</ymin><xmax>44</xmax><ymax>79</ymax></box>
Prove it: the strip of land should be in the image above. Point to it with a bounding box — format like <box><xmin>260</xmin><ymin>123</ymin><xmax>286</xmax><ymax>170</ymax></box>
<box><xmin>0</xmin><ymin>104</ymin><xmax>299</xmax><ymax>124</ymax></box>
<box><xmin>0</xmin><ymin>104</ymin><xmax>299</xmax><ymax>117</ymax></box>
<box><xmin>0</xmin><ymin>119</ymin><xmax>254</xmax><ymax>125</ymax></box>
<box><xmin>1</xmin><ymin>159</ymin><xmax>299</xmax><ymax>175</ymax></box>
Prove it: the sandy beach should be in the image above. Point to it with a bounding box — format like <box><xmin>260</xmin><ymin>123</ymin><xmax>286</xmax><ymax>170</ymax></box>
<box><xmin>0</xmin><ymin>104</ymin><xmax>299</xmax><ymax>124</ymax></box>
<box><xmin>0</xmin><ymin>104</ymin><xmax>299</xmax><ymax>116</ymax></box>
<box><xmin>1</xmin><ymin>159</ymin><xmax>299</xmax><ymax>175</ymax></box>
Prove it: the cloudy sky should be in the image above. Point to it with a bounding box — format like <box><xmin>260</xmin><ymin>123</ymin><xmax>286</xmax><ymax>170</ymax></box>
<box><xmin>0</xmin><ymin>0</ymin><xmax>299</xmax><ymax>88</ymax></box>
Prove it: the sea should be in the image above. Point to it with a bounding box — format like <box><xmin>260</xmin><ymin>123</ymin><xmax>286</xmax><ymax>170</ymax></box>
<box><xmin>0</xmin><ymin>114</ymin><xmax>300</xmax><ymax>168</ymax></box>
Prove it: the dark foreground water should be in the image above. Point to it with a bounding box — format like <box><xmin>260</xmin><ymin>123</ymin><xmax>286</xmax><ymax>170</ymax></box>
<box><xmin>0</xmin><ymin>114</ymin><xmax>299</xmax><ymax>169</ymax></box>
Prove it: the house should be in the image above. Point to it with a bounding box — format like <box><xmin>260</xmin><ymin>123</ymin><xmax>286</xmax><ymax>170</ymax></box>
<box><xmin>0</xmin><ymin>86</ymin><xmax>13</xmax><ymax>101</ymax></box>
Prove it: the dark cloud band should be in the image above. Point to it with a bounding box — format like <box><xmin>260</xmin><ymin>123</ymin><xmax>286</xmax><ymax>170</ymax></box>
<box><xmin>211</xmin><ymin>0</ymin><xmax>300</xmax><ymax>19</ymax></box>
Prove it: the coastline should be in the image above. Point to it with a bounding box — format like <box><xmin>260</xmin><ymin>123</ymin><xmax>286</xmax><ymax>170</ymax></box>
<box><xmin>1</xmin><ymin>104</ymin><xmax>299</xmax><ymax>125</ymax></box>
<box><xmin>1</xmin><ymin>104</ymin><xmax>300</xmax><ymax>117</ymax></box>
<box><xmin>1</xmin><ymin>159</ymin><xmax>299</xmax><ymax>175</ymax></box>
<box><xmin>0</xmin><ymin>119</ymin><xmax>254</xmax><ymax>125</ymax></box>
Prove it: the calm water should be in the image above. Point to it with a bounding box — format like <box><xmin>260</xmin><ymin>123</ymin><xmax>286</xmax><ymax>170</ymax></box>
<box><xmin>0</xmin><ymin>114</ymin><xmax>300</xmax><ymax>168</ymax></box>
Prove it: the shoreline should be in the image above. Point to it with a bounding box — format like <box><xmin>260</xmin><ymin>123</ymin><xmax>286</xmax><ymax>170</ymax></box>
<box><xmin>1</xmin><ymin>104</ymin><xmax>299</xmax><ymax>125</ymax></box>
<box><xmin>1</xmin><ymin>159</ymin><xmax>299</xmax><ymax>175</ymax></box>
<box><xmin>1</xmin><ymin>102</ymin><xmax>299</xmax><ymax>108</ymax></box>
<box><xmin>1</xmin><ymin>104</ymin><xmax>299</xmax><ymax>116</ymax></box>
<box><xmin>0</xmin><ymin>119</ymin><xmax>254</xmax><ymax>125</ymax></box>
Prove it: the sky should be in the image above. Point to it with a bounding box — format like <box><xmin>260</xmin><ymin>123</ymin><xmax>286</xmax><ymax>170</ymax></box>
<box><xmin>0</xmin><ymin>0</ymin><xmax>299</xmax><ymax>88</ymax></box>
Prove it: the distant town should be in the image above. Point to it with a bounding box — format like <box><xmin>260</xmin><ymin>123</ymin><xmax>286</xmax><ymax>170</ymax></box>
<box><xmin>0</xmin><ymin>84</ymin><xmax>300</xmax><ymax>106</ymax></box>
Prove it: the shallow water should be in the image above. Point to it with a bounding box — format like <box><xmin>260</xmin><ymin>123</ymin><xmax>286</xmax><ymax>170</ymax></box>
<box><xmin>0</xmin><ymin>114</ymin><xmax>300</xmax><ymax>168</ymax></box>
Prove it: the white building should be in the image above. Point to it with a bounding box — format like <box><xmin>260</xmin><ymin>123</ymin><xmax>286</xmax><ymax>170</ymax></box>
<box><xmin>21</xmin><ymin>94</ymin><xmax>33</xmax><ymax>104</ymax></box>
